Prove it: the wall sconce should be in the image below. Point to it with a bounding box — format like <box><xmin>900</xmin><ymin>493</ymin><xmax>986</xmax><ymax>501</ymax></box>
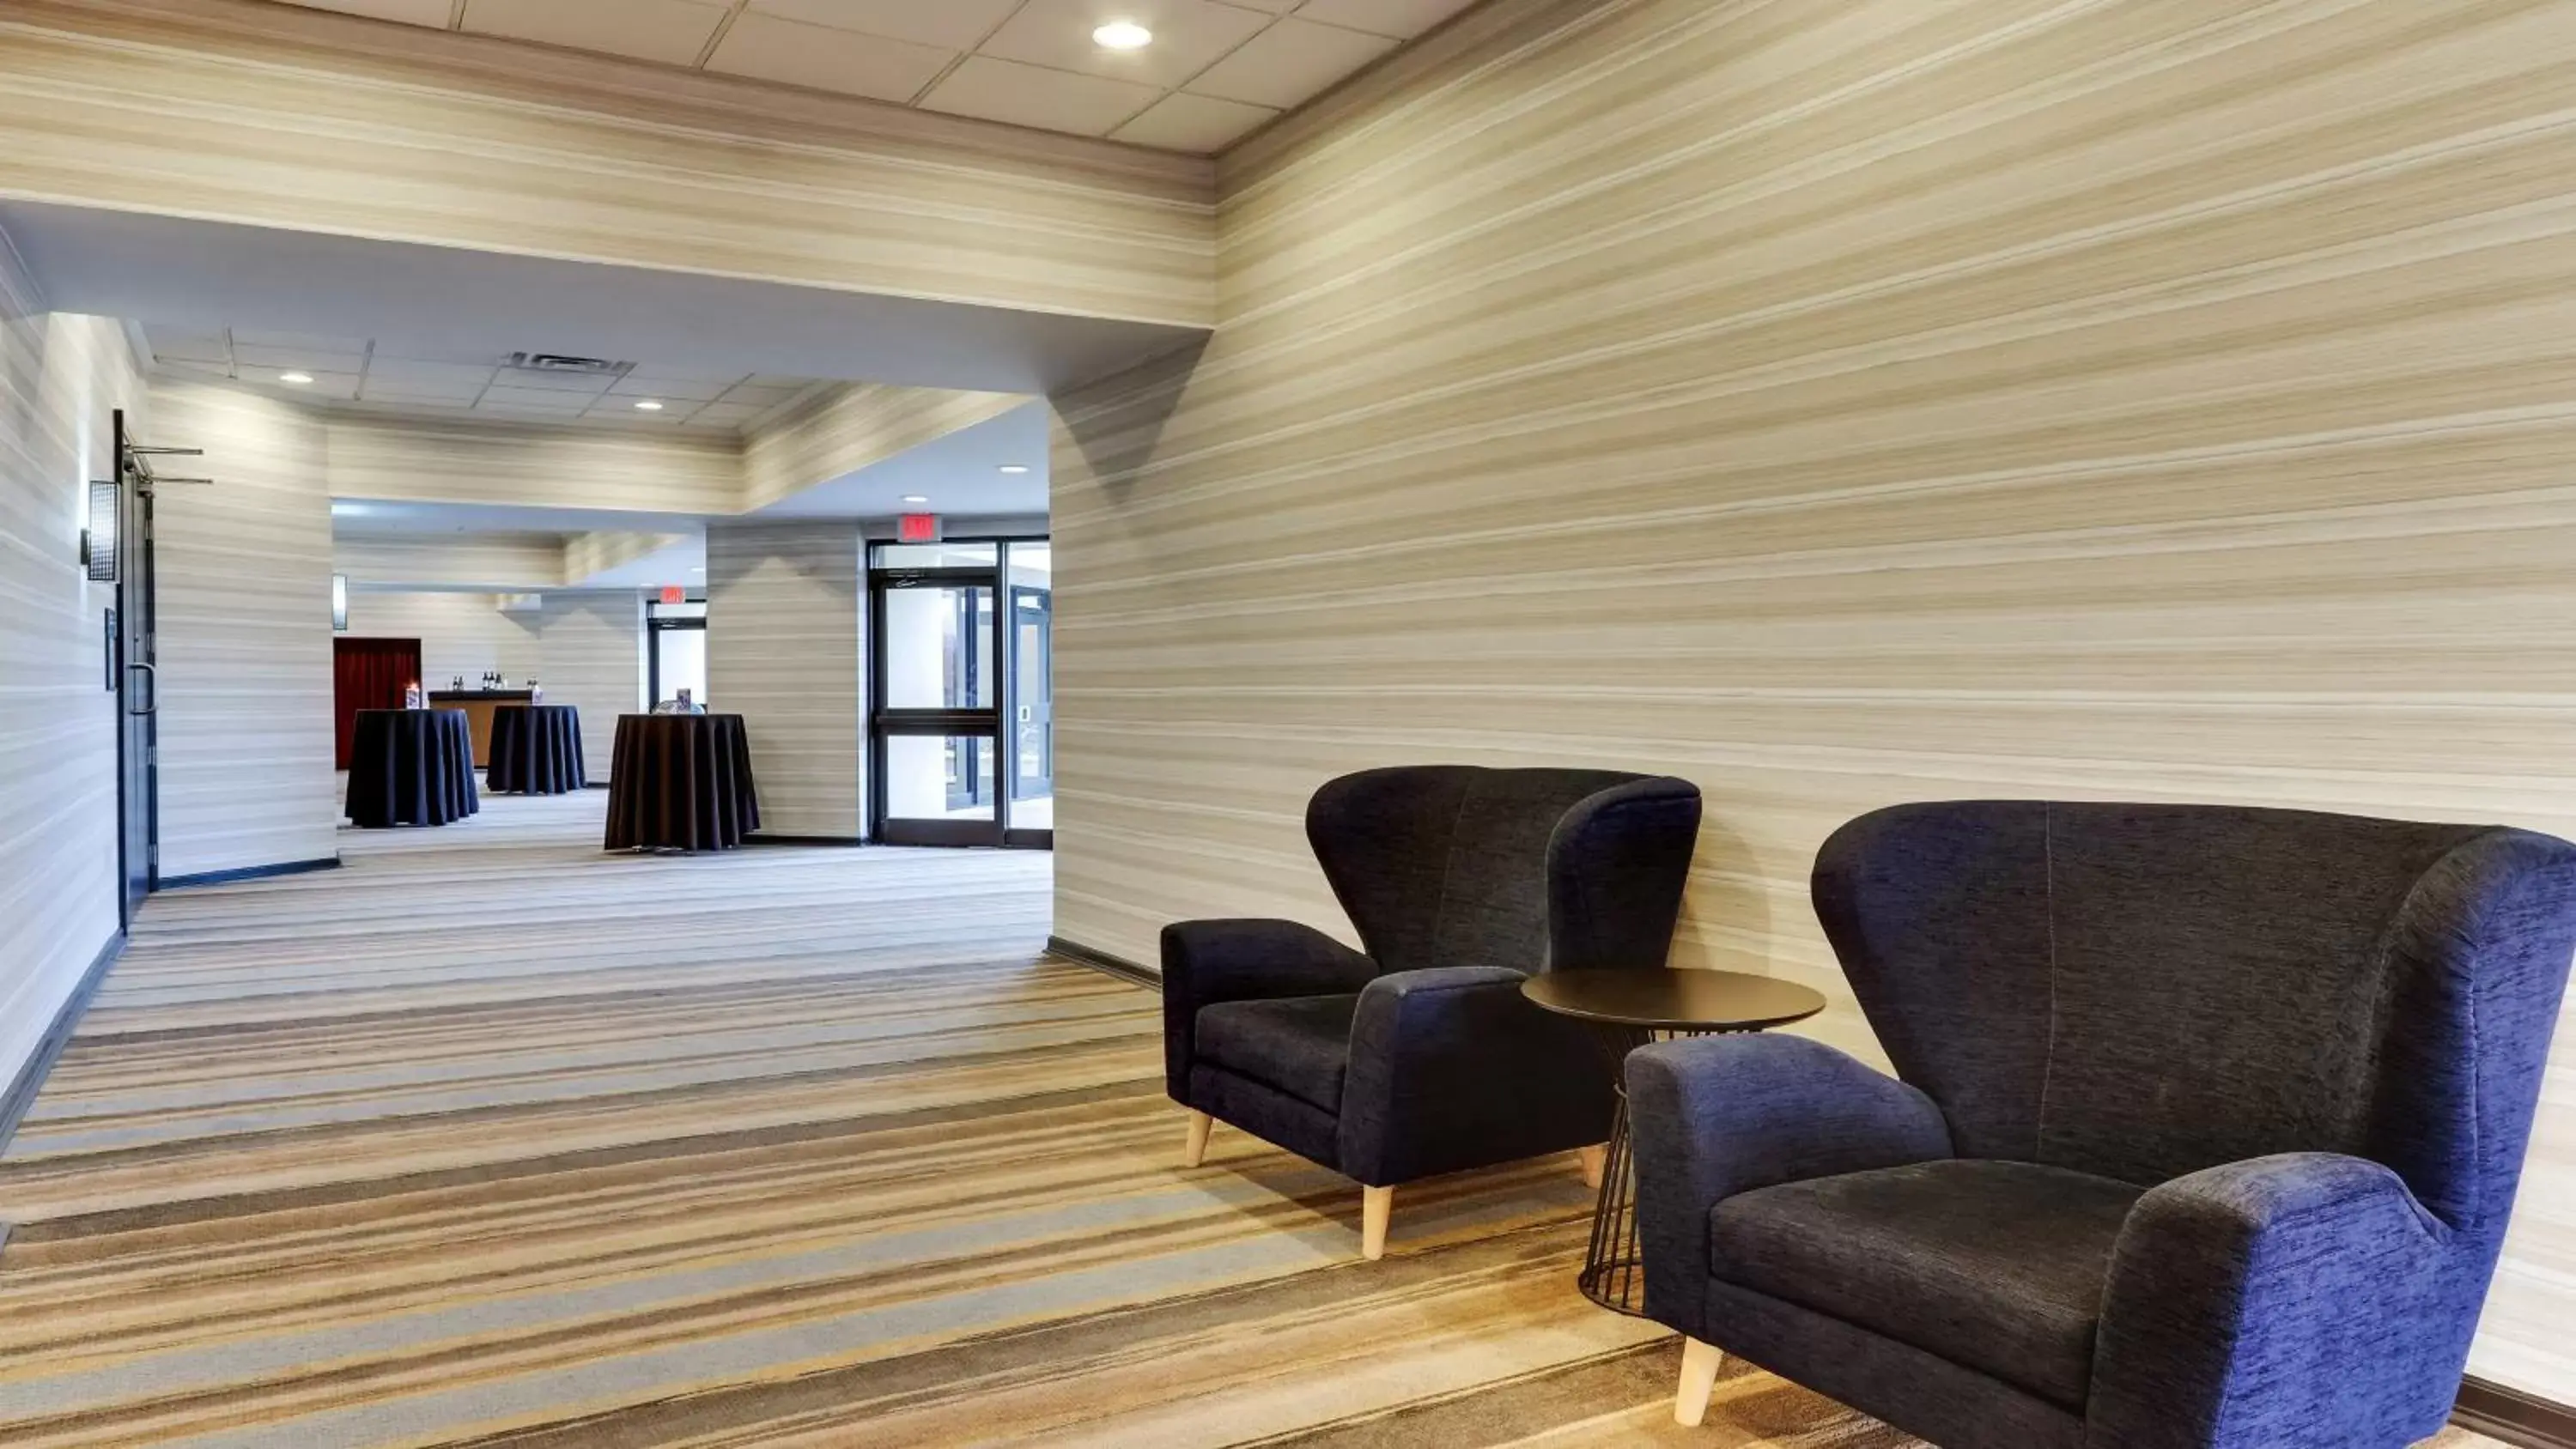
<box><xmin>83</xmin><ymin>480</ymin><xmax>118</xmax><ymax>582</ymax></box>
<box><xmin>331</xmin><ymin>573</ymin><xmax>349</xmax><ymax>632</ymax></box>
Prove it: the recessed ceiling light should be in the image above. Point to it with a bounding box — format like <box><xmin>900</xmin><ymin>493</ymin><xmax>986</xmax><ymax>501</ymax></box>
<box><xmin>690</xmin><ymin>567</ymin><xmax>706</xmax><ymax>573</ymax></box>
<box><xmin>902</xmin><ymin>494</ymin><xmax>930</xmax><ymax>505</ymax></box>
<box><xmin>998</xmin><ymin>464</ymin><xmax>1032</xmax><ymax>475</ymax></box>
<box><xmin>634</xmin><ymin>399</ymin><xmax>665</xmax><ymax>411</ymax></box>
<box><xmin>278</xmin><ymin>371</ymin><xmax>313</xmax><ymax>385</ymax></box>
<box><xmin>1094</xmin><ymin>20</ymin><xmax>1152</xmax><ymax>50</ymax></box>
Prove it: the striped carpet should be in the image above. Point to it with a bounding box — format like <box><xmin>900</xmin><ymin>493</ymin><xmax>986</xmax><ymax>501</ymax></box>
<box><xmin>0</xmin><ymin>792</ymin><xmax>2500</xmax><ymax>1446</ymax></box>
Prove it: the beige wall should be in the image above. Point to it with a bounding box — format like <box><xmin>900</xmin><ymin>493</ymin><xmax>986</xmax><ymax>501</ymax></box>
<box><xmin>324</xmin><ymin>414</ymin><xmax>741</xmax><ymax>518</ymax></box>
<box><xmin>0</xmin><ymin>0</ymin><xmax>1213</xmax><ymax>327</ymax></box>
<box><xmin>0</xmin><ymin>240</ymin><xmax>141</xmax><ymax>1096</ymax></box>
<box><xmin>343</xmin><ymin>591</ymin><xmax>540</xmax><ymax>689</ymax></box>
<box><xmin>742</xmin><ymin>385</ymin><xmax>1026</xmax><ymax>513</ymax></box>
<box><xmin>707</xmin><ymin>521</ymin><xmax>863</xmax><ymax>839</ymax></box>
<box><xmin>148</xmin><ymin>381</ymin><xmax>338</xmax><ymax>878</ymax></box>
<box><xmin>336</xmin><ymin>534</ymin><xmax>569</xmax><ymax>592</ymax></box>
<box><xmin>1050</xmin><ymin>0</ymin><xmax>2576</xmax><ymax>1400</ymax></box>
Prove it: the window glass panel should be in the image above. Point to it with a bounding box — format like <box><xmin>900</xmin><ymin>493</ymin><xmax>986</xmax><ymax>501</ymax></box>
<box><xmin>884</xmin><ymin>735</ymin><xmax>996</xmax><ymax>821</ymax></box>
<box><xmin>883</xmin><ymin>584</ymin><xmax>995</xmax><ymax>709</ymax></box>
<box><xmin>875</xmin><ymin>543</ymin><xmax>999</xmax><ymax>569</ymax></box>
<box><xmin>1006</xmin><ymin>543</ymin><xmax>1053</xmax><ymax>830</ymax></box>
<box><xmin>654</xmin><ymin>627</ymin><xmax>707</xmax><ymax>709</ymax></box>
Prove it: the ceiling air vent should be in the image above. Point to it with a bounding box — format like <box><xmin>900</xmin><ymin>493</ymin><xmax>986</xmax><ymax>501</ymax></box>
<box><xmin>501</xmin><ymin>352</ymin><xmax>635</xmax><ymax>380</ymax></box>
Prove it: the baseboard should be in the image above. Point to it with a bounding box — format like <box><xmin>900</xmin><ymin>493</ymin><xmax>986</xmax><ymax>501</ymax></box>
<box><xmin>0</xmin><ymin>930</ymin><xmax>124</xmax><ymax>1156</ymax></box>
<box><xmin>744</xmin><ymin>834</ymin><xmax>866</xmax><ymax>847</ymax></box>
<box><xmin>1046</xmin><ymin>934</ymin><xmax>1160</xmax><ymax>990</ymax></box>
<box><xmin>157</xmin><ymin>856</ymin><xmax>342</xmax><ymax>890</ymax></box>
<box><xmin>2457</xmin><ymin>1377</ymin><xmax>2576</xmax><ymax>1448</ymax></box>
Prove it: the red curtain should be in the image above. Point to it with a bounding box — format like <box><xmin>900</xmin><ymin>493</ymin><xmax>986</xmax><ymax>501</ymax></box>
<box><xmin>334</xmin><ymin>637</ymin><xmax>422</xmax><ymax>769</ymax></box>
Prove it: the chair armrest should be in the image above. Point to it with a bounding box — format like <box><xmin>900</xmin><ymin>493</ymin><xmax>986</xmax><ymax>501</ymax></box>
<box><xmin>2089</xmin><ymin>1153</ymin><xmax>2458</xmax><ymax>1449</ymax></box>
<box><xmin>1159</xmin><ymin>919</ymin><xmax>1377</xmax><ymax>1098</ymax></box>
<box><xmin>1339</xmin><ymin>967</ymin><xmax>1608</xmax><ymax>1185</ymax></box>
<box><xmin>1625</xmin><ymin>1034</ymin><xmax>1952</xmax><ymax>1338</ymax></box>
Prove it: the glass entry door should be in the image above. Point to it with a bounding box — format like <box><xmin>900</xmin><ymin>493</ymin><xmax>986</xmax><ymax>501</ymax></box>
<box><xmin>869</xmin><ymin>540</ymin><xmax>1049</xmax><ymax>848</ymax></box>
<box><xmin>872</xmin><ymin>544</ymin><xmax>1005</xmax><ymax>846</ymax></box>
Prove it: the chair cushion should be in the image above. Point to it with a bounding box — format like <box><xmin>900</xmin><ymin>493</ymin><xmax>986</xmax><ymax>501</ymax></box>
<box><xmin>1194</xmin><ymin>995</ymin><xmax>1359</xmax><ymax>1114</ymax></box>
<box><xmin>1709</xmin><ymin>1159</ymin><xmax>2142</xmax><ymax>1411</ymax></box>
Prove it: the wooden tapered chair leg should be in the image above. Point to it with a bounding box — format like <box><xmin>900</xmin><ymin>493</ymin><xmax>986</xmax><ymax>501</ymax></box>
<box><xmin>1360</xmin><ymin>1185</ymin><xmax>1394</xmax><ymax>1260</ymax></box>
<box><xmin>1675</xmin><ymin>1337</ymin><xmax>1724</xmax><ymax>1427</ymax></box>
<box><xmin>1182</xmin><ymin>1110</ymin><xmax>1213</xmax><ymax>1167</ymax></box>
<box><xmin>1577</xmin><ymin>1143</ymin><xmax>1606</xmax><ymax>1190</ymax></box>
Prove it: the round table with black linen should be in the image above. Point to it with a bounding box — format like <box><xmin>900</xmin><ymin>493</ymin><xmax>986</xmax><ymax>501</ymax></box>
<box><xmin>487</xmin><ymin>704</ymin><xmax>586</xmax><ymax>795</ymax></box>
<box><xmin>345</xmin><ymin>707</ymin><xmax>480</xmax><ymax>828</ymax></box>
<box><xmin>605</xmin><ymin>712</ymin><xmax>759</xmax><ymax>852</ymax></box>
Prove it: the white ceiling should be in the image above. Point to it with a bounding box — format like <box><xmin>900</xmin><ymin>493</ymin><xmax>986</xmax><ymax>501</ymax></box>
<box><xmin>268</xmin><ymin>0</ymin><xmax>1483</xmax><ymax>152</ymax></box>
<box><xmin>149</xmin><ymin>324</ymin><xmax>830</xmax><ymax>433</ymax></box>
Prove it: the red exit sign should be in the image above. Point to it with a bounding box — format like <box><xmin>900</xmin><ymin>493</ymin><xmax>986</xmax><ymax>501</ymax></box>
<box><xmin>896</xmin><ymin>512</ymin><xmax>942</xmax><ymax>544</ymax></box>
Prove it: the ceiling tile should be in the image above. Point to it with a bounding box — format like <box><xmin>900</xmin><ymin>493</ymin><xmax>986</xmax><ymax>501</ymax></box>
<box><xmin>920</xmin><ymin>57</ymin><xmax>1160</xmax><ymax>136</ymax></box>
<box><xmin>980</xmin><ymin>0</ymin><xmax>1274</xmax><ymax>89</ymax></box>
<box><xmin>1184</xmin><ymin>16</ymin><xmax>1395</xmax><ymax>109</ymax></box>
<box><xmin>493</xmin><ymin>369</ymin><xmax>617</xmax><ymax>393</ymax></box>
<box><xmin>364</xmin><ymin>360</ymin><xmax>494</xmax><ymax>394</ymax></box>
<box><xmin>745</xmin><ymin>0</ymin><xmax>1023</xmax><ymax>50</ymax></box>
<box><xmin>1291</xmin><ymin>0</ymin><xmax>1482</xmax><ymax>39</ymax></box>
<box><xmin>707</xmin><ymin>13</ymin><xmax>956</xmax><ymax>103</ymax></box>
<box><xmin>609</xmin><ymin>374</ymin><xmax>734</xmax><ymax>401</ymax></box>
<box><xmin>231</xmin><ymin>327</ymin><xmax>370</xmax><ymax>353</ymax></box>
<box><xmin>1111</xmin><ymin>91</ymin><xmax>1277</xmax><ymax>152</ymax></box>
<box><xmin>460</xmin><ymin>0</ymin><xmax>731</xmax><ymax>66</ymax></box>
<box><xmin>159</xmin><ymin>359</ymin><xmax>234</xmax><ymax>380</ymax></box>
<box><xmin>482</xmin><ymin>385</ymin><xmax>595</xmax><ymax>410</ymax></box>
<box><xmin>147</xmin><ymin>332</ymin><xmax>232</xmax><ymax>364</ymax></box>
<box><xmin>273</xmin><ymin>0</ymin><xmax>458</xmax><ymax>27</ymax></box>
<box><xmin>688</xmin><ymin>402</ymin><xmax>767</xmax><ymax>426</ymax></box>
<box><xmin>271</xmin><ymin>372</ymin><xmax>365</xmax><ymax>400</ymax></box>
<box><xmin>363</xmin><ymin>391</ymin><xmax>477</xmax><ymax>409</ymax></box>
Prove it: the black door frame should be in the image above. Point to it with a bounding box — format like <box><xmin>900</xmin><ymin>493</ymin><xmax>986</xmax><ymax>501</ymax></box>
<box><xmin>866</xmin><ymin>537</ymin><xmax>1051</xmax><ymax>849</ymax></box>
<box><xmin>646</xmin><ymin>598</ymin><xmax>707</xmax><ymax>708</ymax></box>
<box><xmin>111</xmin><ymin>409</ymin><xmax>161</xmax><ymax>924</ymax></box>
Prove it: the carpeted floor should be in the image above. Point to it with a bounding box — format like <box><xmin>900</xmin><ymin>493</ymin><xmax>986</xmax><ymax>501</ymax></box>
<box><xmin>0</xmin><ymin>791</ymin><xmax>2507</xmax><ymax>1446</ymax></box>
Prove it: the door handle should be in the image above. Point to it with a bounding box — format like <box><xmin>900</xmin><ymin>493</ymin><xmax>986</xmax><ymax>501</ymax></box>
<box><xmin>126</xmin><ymin>662</ymin><xmax>156</xmax><ymax>717</ymax></box>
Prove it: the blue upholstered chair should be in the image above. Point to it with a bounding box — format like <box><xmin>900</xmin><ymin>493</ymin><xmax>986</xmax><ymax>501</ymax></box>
<box><xmin>1163</xmin><ymin>765</ymin><xmax>1702</xmax><ymax>1258</ymax></box>
<box><xmin>1628</xmin><ymin>802</ymin><xmax>2576</xmax><ymax>1449</ymax></box>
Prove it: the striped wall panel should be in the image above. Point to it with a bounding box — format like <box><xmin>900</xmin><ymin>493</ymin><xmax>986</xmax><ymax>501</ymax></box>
<box><xmin>335</xmin><ymin>534</ymin><xmax>570</xmax><ymax>591</ymax></box>
<box><xmin>147</xmin><ymin>381</ymin><xmax>338</xmax><ymax>879</ymax></box>
<box><xmin>323</xmin><ymin>414</ymin><xmax>740</xmax><ymax>518</ymax></box>
<box><xmin>707</xmin><ymin>521</ymin><xmax>863</xmax><ymax>839</ymax></box>
<box><xmin>342</xmin><ymin>591</ymin><xmax>539</xmax><ymax>690</ymax></box>
<box><xmin>0</xmin><ymin>0</ymin><xmax>1214</xmax><ymax>328</ymax></box>
<box><xmin>0</xmin><ymin>240</ymin><xmax>137</xmax><ymax>1097</ymax></box>
<box><xmin>1049</xmin><ymin>0</ymin><xmax>2576</xmax><ymax>1401</ymax></box>
<box><xmin>535</xmin><ymin>591</ymin><xmax>644</xmax><ymax>772</ymax></box>
<box><xmin>743</xmin><ymin>385</ymin><xmax>1030</xmax><ymax>513</ymax></box>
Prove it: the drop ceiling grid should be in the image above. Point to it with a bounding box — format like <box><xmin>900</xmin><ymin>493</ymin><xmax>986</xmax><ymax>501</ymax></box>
<box><xmin>144</xmin><ymin>324</ymin><xmax>826</xmax><ymax>435</ymax></box>
<box><xmin>264</xmin><ymin>0</ymin><xmax>1486</xmax><ymax>154</ymax></box>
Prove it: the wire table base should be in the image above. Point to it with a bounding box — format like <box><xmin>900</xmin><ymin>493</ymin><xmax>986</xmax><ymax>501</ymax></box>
<box><xmin>1577</xmin><ymin>1022</ymin><xmax>1736</xmax><ymax>1317</ymax></box>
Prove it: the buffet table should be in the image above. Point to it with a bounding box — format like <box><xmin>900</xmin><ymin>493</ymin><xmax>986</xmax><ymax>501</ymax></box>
<box><xmin>605</xmin><ymin>713</ymin><xmax>758</xmax><ymax>852</ymax></box>
<box><xmin>346</xmin><ymin>708</ymin><xmax>480</xmax><ymax>828</ymax></box>
<box><xmin>487</xmin><ymin>704</ymin><xmax>586</xmax><ymax>795</ymax></box>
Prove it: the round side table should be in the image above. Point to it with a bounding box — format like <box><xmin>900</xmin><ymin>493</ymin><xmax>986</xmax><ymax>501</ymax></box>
<box><xmin>1522</xmin><ymin>967</ymin><xmax>1827</xmax><ymax>1316</ymax></box>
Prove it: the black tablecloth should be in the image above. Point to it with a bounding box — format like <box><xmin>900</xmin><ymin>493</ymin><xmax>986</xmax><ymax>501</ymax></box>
<box><xmin>605</xmin><ymin>713</ymin><xmax>758</xmax><ymax>852</ymax></box>
<box><xmin>347</xmin><ymin>708</ymin><xmax>480</xmax><ymax>828</ymax></box>
<box><xmin>487</xmin><ymin>704</ymin><xmax>587</xmax><ymax>794</ymax></box>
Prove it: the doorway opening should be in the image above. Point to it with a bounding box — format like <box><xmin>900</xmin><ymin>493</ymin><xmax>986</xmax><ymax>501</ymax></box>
<box><xmin>868</xmin><ymin>537</ymin><xmax>1050</xmax><ymax>848</ymax></box>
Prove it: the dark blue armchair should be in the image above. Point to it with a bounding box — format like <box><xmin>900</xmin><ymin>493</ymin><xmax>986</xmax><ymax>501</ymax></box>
<box><xmin>1164</xmin><ymin>765</ymin><xmax>1702</xmax><ymax>1258</ymax></box>
<box><xmin>1628</xmin><ymin>802</ymin><xmax>2576</xmax><ymax>1448</ymax></box>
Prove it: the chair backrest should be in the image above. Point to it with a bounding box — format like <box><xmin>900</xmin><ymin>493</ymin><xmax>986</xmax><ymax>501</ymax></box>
<box><xmin>1812</xmin><ymin>801</ymin><xmax>2576</xmax><ymax>1231</ymax></box>
<box><xmin>1306</xmin><ymin>766</ymin><xmax>1703</xmax><ymax>976</ymax></box>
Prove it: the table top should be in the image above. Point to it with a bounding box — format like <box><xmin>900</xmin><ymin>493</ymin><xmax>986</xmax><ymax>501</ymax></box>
<box><xmin>356</xmin><ymin>706</ymin><xmax>467</xmax><ymax>720</ymax></box>
<box><xmin>1521</xmin><ymin>967</ymin><xmax>1827</xmax><ymax>1031</ymax></box>
<box><xmin>428</xmin><ymin>690</ymin><xmax>533</xmax><ymax>701</ymax></box>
